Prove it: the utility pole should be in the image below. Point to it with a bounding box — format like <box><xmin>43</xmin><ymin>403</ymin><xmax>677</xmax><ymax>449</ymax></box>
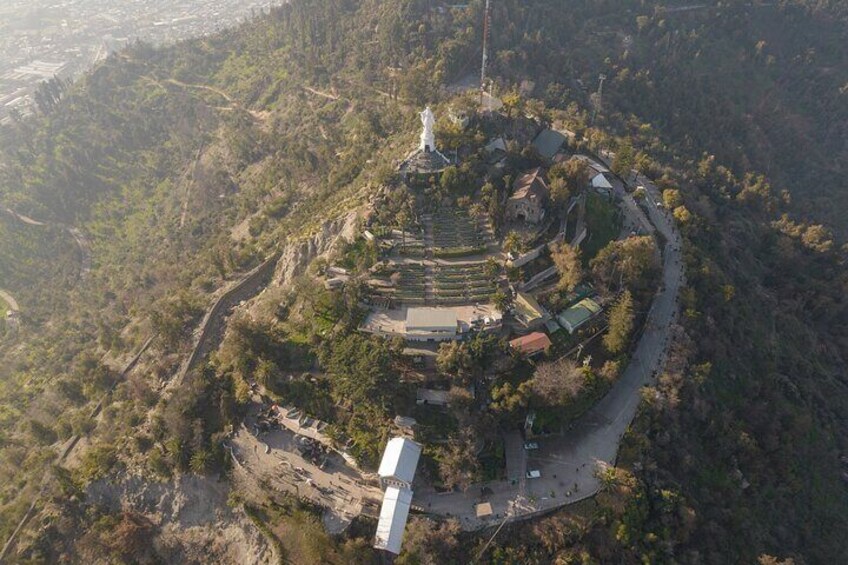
<box><xmin>473</xmin><ymin>496</ymin><xmax>520</xmax><ymax>564</ymax></box>
<box><xmin>590</xmin><ymin>73</ymin><xmax>607</xmax><ymax>125</ymax></box>
<box><xmin>480</xmin><ymin>0</ymin><xmax>491</xmax><ymax>106</ymax></box>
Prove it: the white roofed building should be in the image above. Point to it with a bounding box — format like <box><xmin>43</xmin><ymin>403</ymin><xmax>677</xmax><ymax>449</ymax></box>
<box><xmin>374</xmin><ymin>486</ymin><xmax>413</xmax><ymax>555</ymax></box>
<box><xmin>373</xmin><ymin>437</ymin><xmax>423</xmax><ymax>555</ymax></box>
<box><xmin>378</xmin><ymin>437</ymin><xmax>422</xmax><ymax>490</ymax></box>
<box><xmin>404</xmin><ymin>307</ymin><xmax>458</xmax><ymax>341</ymax></box>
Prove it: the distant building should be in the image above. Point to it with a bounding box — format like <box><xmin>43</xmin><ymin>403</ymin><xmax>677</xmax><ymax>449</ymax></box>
<box><xmin>378</xmin><ymin>437</ymin><xmax>422</xmax><ymax>490</ymax></box>
<box><xmin>591</xmin><ymin>172</ymin><xmax>613</xmax><ymax>194</ymax></box>
<box><xmin>416</xmin><ymin>388</ymin><xmax>450</xmax><ymax>406</ymax></box>
<box><xmin>532</xmin><ymin>129</ymin><xmax>567</xmax><ymax>161</ymax></box>
<box><xmin>557</xmin><ymin>298</ymin><xmax>603</xmax><ymax>333</ymax></box>
<box><xmin>324</xmin><ymin>277</ymin><xmax>345</xmax><ymax>290</ymax></box>
<box><xmin>509</xmin><ymin>332</ymin><xmax>552</xmax><ymax>357</ymax></box>
<box><xmin>507</xmin><ymin>167</ymin><xmax>549</xmax><ymax>224</ymax></box>
<box><xmin>405</xmin><ymin>307</ymin><xmax>458</xmax><ymax>341</ymax></box>
<box><xmin>512</xmin><ymin>291</ymin><xmax>548</xmax><ymax>328</ymax></box>
<box><xmin>393</xmin><ymin>415</ymin><xmax>417</xmax><ymax>430</ymax></box>
<box><xmin>374</xmin><ymin>486</ymin><xmax>413</xmax><ymax>555</ymax></box>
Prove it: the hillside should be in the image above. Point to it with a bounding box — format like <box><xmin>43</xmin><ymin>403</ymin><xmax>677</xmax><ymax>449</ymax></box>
<box><xmin>0</xmin><ymin>1</ymin><xmax>846</xmax><ymax>563</ymax></box>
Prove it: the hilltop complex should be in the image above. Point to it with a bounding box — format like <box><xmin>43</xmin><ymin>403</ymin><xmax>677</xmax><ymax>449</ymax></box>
<box><xmin>2</xmin><ymin>1</ymin><xmax>845</xmax><ymax>562</ymax></box>
<box><xmin>297</xmin><ymin>103</ymin><xmax>670</xmax><ymax>553</ymax></box>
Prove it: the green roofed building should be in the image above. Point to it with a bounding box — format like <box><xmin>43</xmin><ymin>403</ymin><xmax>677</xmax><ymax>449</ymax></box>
<box><xmin>532</xmin><ymin>129</ymin><xmax>567</xmax><ymax>161</ymax></box>
<box><xmin>557</xmin><ymin>298</ymin><xmax>602</xmax><ymax>334</ymax></box>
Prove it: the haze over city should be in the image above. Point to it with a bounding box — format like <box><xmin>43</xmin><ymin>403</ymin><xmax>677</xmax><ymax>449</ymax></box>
<box><xmin>0</xmin><ymin>0</ymin><xmax>284</xmax><ymax>124</ymax></box>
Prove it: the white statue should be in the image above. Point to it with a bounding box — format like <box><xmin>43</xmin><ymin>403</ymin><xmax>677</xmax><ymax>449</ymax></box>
<box><xmin>419</xmin><ymin>106</ymin><xmax>436</xmax><ymax>152</ymax></box>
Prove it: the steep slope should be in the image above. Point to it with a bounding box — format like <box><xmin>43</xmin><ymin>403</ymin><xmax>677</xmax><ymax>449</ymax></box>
<box><xmin>0</xmin><ymin>1</ymin><xmax>846</xmax><ymax>562</ymax></box>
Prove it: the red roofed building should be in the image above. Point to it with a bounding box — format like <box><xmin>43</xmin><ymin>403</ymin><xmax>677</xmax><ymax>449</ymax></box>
<box><xmin>506</xmin><ymin>167</ymin><xmax>549</xmax><ymax>224</ymax></box>
<box><xmin>509</xmin><ymin>331</ymin><xmax>553</xmax><ymax>357</ymax></box>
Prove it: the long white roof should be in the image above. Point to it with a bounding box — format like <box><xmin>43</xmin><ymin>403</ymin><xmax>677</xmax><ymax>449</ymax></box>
<box><xmin>406</xmin><ymin>307</ymin><xmax>458</xmax><ymax>332</ymax></box>
<box><xmin>373</xmin><ymin>486</ymin><xmax>413</xmax><ymax>554</ymax></box>
<box><xmin>378</xmin><ymin>437</ymin><xmax>422</xmax><ymax>483</ymax></box>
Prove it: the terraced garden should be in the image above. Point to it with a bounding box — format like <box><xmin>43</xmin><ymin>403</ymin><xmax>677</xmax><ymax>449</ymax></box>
<box><xmin>368</xmin><ymin>263</ymin><xmax>427</xmax><ymax>305</ymax></box>
<box><xmin>430</xmin><ymin>208</ymin><xmax>489</xmax><ymax>257</ymax></box>
<box><xmin>431</xmin><ymin>263</ymin><xmax>499</xmax><ymax>305</ymax></box>
<box><xmin>365</xmin><ymin>205</ymin><xmax>504</xmax><ymax>306</ymax></box>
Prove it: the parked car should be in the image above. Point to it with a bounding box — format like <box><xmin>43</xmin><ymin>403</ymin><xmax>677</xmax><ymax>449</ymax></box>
<box><xmin>524</xmin><ymin>442</ymin><xmax>539</xmax><ymax>450</ymax></box>
<box><xmin>526</xmin><ymin>470</ymin><xmax>541</xmax><ymax>479</ymax></box>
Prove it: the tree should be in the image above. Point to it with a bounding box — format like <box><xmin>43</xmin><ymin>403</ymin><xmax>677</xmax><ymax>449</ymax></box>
<box><xmin>590</xmin><ymin>236</ymin><xmax>659</xmax><ymax>294</ymax></box>
<box><xmin>502</xmin><ymin>91</ymin><xmax>522</xmax><ymax>118</ymax></box>
<box><xmin>673</xmin><ymin>205</ymin><xmax>692</xmax><ymax>224</ymax></box>
<box><xmin>493</xmin><ymin>289</ymin><xmax>510</xmax><ymax>313</ymax></box>
<box><xmin>604</xmin><ymin>290</ymin><xmax>634</xmax><ymax>354</ymax></box>
<box><xmin>398</xmin><ymin>518</ymin><xmax>461</xmax><ymax>565</ymax></box>
<box><xmin>530</xmin><ymin>358</ymin><xmax>586</xmax><ymax>406</ymax></box>
<box><xmin>189</xmin><ymin>448</ymin><xmax>211</xmax><ymax>474</ymax></box>
<box><xmin>550</xmin><ymin>242</ymin><xmax>582</xmax><ymax>292</ymax></box>
<box><xmin>489</xmin><ymin>380</ymin><xmax>531</xmax><ymax>414</ymax></box>
<box><xmin>662</xmin><ymin>188</ymin><xmax>683</xmax><ymax>209</ymax></box>
<box><xmin>612</xmin><ymin>141</ymin><xmax>635</xmax><ymax>178</ymax></box>
<box><xmin>150</xmin><ymin>291</ymin><xmax>204</xmax><ymax>349</ymax></box>
<box><xmin>484</xmin><ymin>257</ymin><xmax>501</xmax><ymax>280</ymax></box>
<box><xmin>801</xmin><ymin>224</ymin><xmax>833</xmax><ymax>253</ymax></box>
<box><xmin>440</xmin><ymin>165</ymin><xmax>461</xmax><ymax>192</ymax></box>
<box><xmin>436</xmin><ymin>341</ymin><xmax>472</xmax><ymax>378</ymax></box>
<box><xmin>437</xmin><ymin>428</ymin><xmax>480</xmax><ymax>491</ymax></box>
<box><xmin>318</xmin><ymin>333</ymin><xmax>396</xmax><ymax>406</ymax></box>
<box><xmin>548</xmin><ymin>177</ymin><xmax>572</xmax><ymax>214</ymax></box>
<box><xmin>504</xmin><ymin>231</ymin><xmax>522</xmax><ymax>254</ymax></box>
<box><xmin>549</xmin><ymin>158</ymin><xmax>589</xmax><ymax>197</ymax></box>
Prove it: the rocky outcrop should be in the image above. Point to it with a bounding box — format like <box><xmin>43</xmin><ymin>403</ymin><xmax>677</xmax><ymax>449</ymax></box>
<box><xmin>85</xmin><ymin>474</ymin><xmax>276</xmax><ymax>564</ymax></box>
<box><xmin>273</xmin><ymin>209</ymin><xmax>360</xmax><ymax>287</ymax></box>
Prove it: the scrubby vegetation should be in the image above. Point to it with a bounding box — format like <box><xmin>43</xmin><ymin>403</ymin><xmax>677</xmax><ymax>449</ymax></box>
<box><xmin>1</xmin><ymin>0</ymin><xmax>846</xmax><ymax>562</ymax></box>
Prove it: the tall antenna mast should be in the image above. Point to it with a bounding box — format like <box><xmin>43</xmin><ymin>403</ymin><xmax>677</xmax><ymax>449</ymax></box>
<box><xmin>590</xmin><ymin>73</ymin><xmax>607</xmax><ymax>125</ymax></box>
<box><xmin>480</xmin><ymin>0</ymin><xmax>491</xmax><ymax>106</ymax></box>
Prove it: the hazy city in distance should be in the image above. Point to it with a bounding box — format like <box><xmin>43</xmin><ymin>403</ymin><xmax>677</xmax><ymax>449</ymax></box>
<box><xmin>0</xmin><ymin>0</ymin><xmax>285</xmax><ymax>124</ymax></box>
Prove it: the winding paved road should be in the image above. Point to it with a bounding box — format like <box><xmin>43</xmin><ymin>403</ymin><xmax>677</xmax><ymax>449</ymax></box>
<box><xmin>416</xmin><ymin>167</ymin><xmax>685</xmax><ymax>530</ymax></box>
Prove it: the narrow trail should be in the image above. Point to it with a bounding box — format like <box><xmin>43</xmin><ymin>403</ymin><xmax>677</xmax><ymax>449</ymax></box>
<box><xmin>145</xmin><ymin>76</ymin><xmax>268</xmax><ymax>122</ymax></box>
<box><xmin>179</xmin><ymin>145</ymin><xmax>204</xmax><ymax>229</ymax></box>
<box><xmin>3</xmin><ymin>208</ymin><xmax>91</xmax><ymax>281</ymax></box>
<box><xmin>303</xmin><ymin>85</ymin><xmax>341</xmax><ymax>101</ymax></box>
<box><xmin>0</xmin><ymin>289</ymin><xmax>20</xmax><ymax>312</ymax></box>
<box><xmin>4</xmin><ymin>208</ymin><xmax>46</xmax><ymax>226</ymax></box>
<box><xmin>163</xmin><ymin>78</ymin><xmax>236</xmax><ymax>103</ymax></box>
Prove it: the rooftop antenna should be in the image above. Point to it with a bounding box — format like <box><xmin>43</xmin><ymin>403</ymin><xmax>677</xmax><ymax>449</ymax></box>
<box><xmin>480</xmin><ymin>0</ymin><xmax>491</xmax><ymax>106</ymax></box>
